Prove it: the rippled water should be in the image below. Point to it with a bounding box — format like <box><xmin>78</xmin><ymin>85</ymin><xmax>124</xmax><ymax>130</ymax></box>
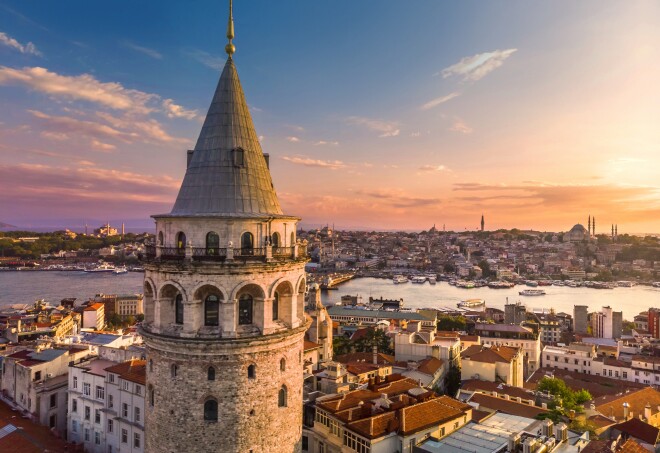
<box><xmin>1</xmin><ymin>272</ymin><xmax>658</xmax><ymax>320</ymax></box>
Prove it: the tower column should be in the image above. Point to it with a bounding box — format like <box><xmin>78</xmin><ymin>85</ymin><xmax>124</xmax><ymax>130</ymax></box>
<box><xmin>182</xmin><ymin>298</ymin><xmax>202</xmax><ymax>337</ymax></box>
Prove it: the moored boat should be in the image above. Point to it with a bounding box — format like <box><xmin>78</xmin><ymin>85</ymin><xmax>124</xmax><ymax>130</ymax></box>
<box><xmin>519</xmin><ymin>289</ymin><xmax>546</xmax><ymax>296</ymax></box>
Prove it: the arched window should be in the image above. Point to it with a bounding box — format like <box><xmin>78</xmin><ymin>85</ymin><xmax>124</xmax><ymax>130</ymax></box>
<box><xmin>148</xmin><ymin>385</ymin><xmax>154</xmax><ymax>407</ymax></box>
<box><xmin>238</xmin><ymin>294</ymin><xmax>253</xmax><ymax>325</ymax></box>
<box><xmin>207</xmin><ymin>366</ymin><xmax>216</xmax><ymax>381</ymax></box>
<box><xmin>175</xmin><ymin>294</ymin><xmax>184</xmax><ymax>325</ymax></box>
<box><xmin>176</xmin><ymin>232</ymin><xmax>186</xmax><ymax>251</ymax></box>
<box><xmin>290</xmin><ymin>232</ymin><xmax>295</xmax><ymax>246</ymax></box>
<box><xmin>272</xmin><ymin>292</ymin><xmax>279</xmax><ymax>321</ymax></box>
<box><xmin>278</xmin><ymin>386</ymin><xmax>287</xmax><ymax>408</ymax></box>
<box><xmin>206</xmin><ymin>231</ymin><xmax>219</xmax><ymax>255</ymax></box>
<box><xmin>241</xmin><ymin>232</ymin><xmax>254</xmax><ymax>254</ymax></box>
<box><xmin>271</xmin><ymin>232</ymin><xmax>280</xmax><ymax>247</ymax></box>
<box><xmin>157</xmin><ymin>231</ymin><xmax>163</xmax><ymax>245</ymax></box>
<box><xmin>280</xmin><ymin>358</ymin><xmax>286</xmax><ymax>372</ymax></box>
<box><xmin>204</xmin><ymin>294</ymin><xmax>220</xmax><ymax>326</ymax></box>
<box><xmin>247</xmin><ymin>364</ymin><xmax>256</xmax><ymax>379</ymax></box>
<box><xmin>171</xmin><ymin>364</ymin><xmax>178</xmax><ymax>379</ymax></box>
<box><xmin>204</xmin><ymin>399</ymin><xmax>218</xmax><ymax>422</ymax></box>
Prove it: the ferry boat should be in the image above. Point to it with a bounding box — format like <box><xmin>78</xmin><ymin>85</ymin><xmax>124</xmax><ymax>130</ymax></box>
<box><xmin>519</xmin><ymin>289</ymin><xmax>546</xmax><ymax>296</ymax></box>
<box><xmin>411</xmin><ymin>276</ymin><xmax>427</xmax><ymax>284</ymax></box>
<box><xmin>393</xmin><ymin>275</ymin><xmax>409</xmax><ymax>284</ymax></box>
<box><xmin>488</xmin><ymin>281</ymin><xmax>514</xmax><ymax>289</ymax></box>
<box><xmin>653</xmin><ymin>282</ymin><xmax>660</xmax><ymax>288</ymax></box>
<box><xmin>113</xmin><ymin>266</ymin><xmax>129</xmax><ymax>274</ymax></box>
<box><xmin>456</xmin><ymin>280</ymin><xmax>475</xmax><ymax>289</ymax></box>
<box><xmin>84</xmin><ymin>264</ymin><xmax>116</xmax><ymax>273</ymax></box>
<box><xmin>458</xmin><ymin>298</ymin><xmax>485</xmax><ymax>309</ymax></box>
<box><xmin>427</xmin><ymin>276</ymin><xmax>437</xmax><ymax>285</ymax></box>
<box><xmin>617</xmin><ymin>281</ymin><xmax>635</xmax><ymax>287</ymax></box>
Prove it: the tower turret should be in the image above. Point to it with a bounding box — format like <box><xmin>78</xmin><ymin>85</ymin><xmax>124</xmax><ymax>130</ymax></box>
<box><xmin>140</xmin><ymin>3</ymin><xmax>307</xmax><ymax>451</ymax></box>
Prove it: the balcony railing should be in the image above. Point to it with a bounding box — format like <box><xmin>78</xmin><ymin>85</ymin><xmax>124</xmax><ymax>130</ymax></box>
<box><xmin>235</xmin><ymin>247</ymin><xmax>266</xmax><ymax>259</ymax></box>
<box><xmin>161</xmin><ymin>247</ymin><xmax>185</xmax><ymax>260</ymax></box>
<box><xmin>143</xmin><ymin>244</ymin><xmax>307</xmax><ymax>263</ymax></box>
<box><xmin>192</xmin><ymin>247</ymin><xmax>227</xmax><ymax>261</ymax></box>
<box><xmin>273</xmin><ymin>246</ymin><xmax>294</xmax><ymax>258</ymax></box>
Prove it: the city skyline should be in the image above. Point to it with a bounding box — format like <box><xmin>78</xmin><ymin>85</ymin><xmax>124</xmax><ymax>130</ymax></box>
<box><xmin>1</xmin><ymin>1</ymin><xmax>659</xmax><ymax>232</ymax></box>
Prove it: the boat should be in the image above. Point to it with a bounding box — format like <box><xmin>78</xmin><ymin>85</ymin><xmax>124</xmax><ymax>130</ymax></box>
<box><xmin>393</xmin><ymin>275</ymin><xmax>409</xmax><ymax>284</ymax></box>
<box><xmin>411</xmin><ymin>276</ymin><xmax>426</xmax><ymax>284</ymax></box>
<box><xmin>592</xmin><ymin>282</ymin><xmax>614</xmax><ymax>289</ymax></box>
<box><xmin>456</xmin><ymin>280</ymin><xmax>475</xmax><ymax>289</ymax></box>
<box><xmin>84</xmin><ymin>264</ymin><xmax>116</xmax><ymax>273</ymax></box>
<box><xmin>488</xmin><ymin>281</ymin><xmax>514</xmax><ymax>289</ymax></box>
<box><xmin>617</xmin><ymin>281</ymin><xmax>635</xmax><ymax>287</ymax></box>
<box><xmin>519</xmin><ymin>289</ymin><xmax>546</xmax><ymax>296</ymax></box>
<box><xmin>525</xmin><ymin>280</ymin><xmax>539</xmax><ymax>287</ymax></box>
<box><xmin>538</xmin><ymin>280</ymin><xmax>553</xmax><ymax>286</ymax></box>
<box><xmin>427</xmin><ymin>276</ymin><xmax>437</xmax><ymax>285</ymax></box>
<box><xmin>458</xmin><ymin>298</ymin><xmax>485</xmax><ymax>309</ymax></box>
<box><xmin>654</xmin><ymin>282</ymin><xmax>660</xmax><ymax>288</ymax></box>
<box><xmin>113</xmin><ymin>266</ymin><xmax>128</xmax><ymax>274</ymax></box>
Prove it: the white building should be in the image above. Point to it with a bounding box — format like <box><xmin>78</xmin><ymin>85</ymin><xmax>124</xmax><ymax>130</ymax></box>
<box><xmin>591</xmin><ymin>306</ymin><xmax>623</xmax><ymax>339</ymax></box>
<box><xmin>105</xmin><ymin>360</ymin><xmax>146</xmax><ymax>453</ymax></box>
<box><xmin>82</xmin><ymin>303</ymin><xmax>105</xmax><ymax>331</ymax></box>
<box><xmin>474</xmin><ymin>323</ymin><xmax>541</xmax><ymax>376</ymax></box>
<box><xmin>394</xmin><ymin>323</ymin><xmax>461</xmax><ymax>367</ymax></box>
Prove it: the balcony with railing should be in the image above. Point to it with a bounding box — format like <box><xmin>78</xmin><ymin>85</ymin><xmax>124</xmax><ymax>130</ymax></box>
<box><xmin>144</xmin><ymin>242</ymin><xmax>307</xmax><ymax>264</ymax></box>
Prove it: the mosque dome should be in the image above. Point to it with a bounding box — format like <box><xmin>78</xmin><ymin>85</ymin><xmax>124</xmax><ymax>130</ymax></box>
<box><xmin>570</xmin><ymin>224</ymin><xmax>588</xmax><ymax>233</ymax></box>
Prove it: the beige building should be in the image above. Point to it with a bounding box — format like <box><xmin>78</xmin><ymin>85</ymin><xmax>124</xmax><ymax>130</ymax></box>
<box><xmin>460</xmin><ymin>345</ymin><xmax>524</xmax><ymax>387</ymax></box>
<box><xmin>394</xmin><ymin>323</ymin><xmax>461</xmax><ymax>368</ymax></box>
<box><xmin>305</xmin><ymin>376</ymin><xmax>473</xmax><ymax>453</ymax></box>
<box><xmin>473</xmin><ymin>323</ymin><xmax>540</xmax><ymax>376</ymax></box>
<box><xmin>83</xmin><ymin>303</ymin><xmax>105</xmax><ymax>331</ymax></box>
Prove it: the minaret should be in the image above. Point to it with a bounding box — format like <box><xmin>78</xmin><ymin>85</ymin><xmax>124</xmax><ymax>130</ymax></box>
<box><xmin>481</xmin><ymin>214</ymin><xmax>485</xmax><ymax>232</ymax></box>
<box><xmin>592</xmin><ymin>217</ymin><xmax>596</xmax><ymax>236</ymax></box>
<box><xmin>615</xmin><ymin>225</ymin><xmax>618</xmax><ymax>236</ymax></box>
<box><xmin>588</xmin><ymin>215</ymin><xmax>591</xmax><ymax>234</ymax></box>
<box><xmin>141</xmin><ymin>3</ymin><xmax>307</xmax><ymax>451</ymax></box>
<box><xmin>612</xmin><ymin>224</ymin><xmax>614</xmax><ymax>238</ymax></box>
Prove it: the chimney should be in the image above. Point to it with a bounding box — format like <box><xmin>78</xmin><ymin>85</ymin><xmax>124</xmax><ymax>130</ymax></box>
<box><xmin>372</xmin><ymin>345</ymin><xmax>378</xmax><ymax>365</ymax></box>
<box><xmin>623</xmin><ymin>402</ymin><xmax>630</xmax><ymax>420</ymax></box>
<box><xmin>645</xmin><ymin>403</ymin><xmax>652</xmax><ymax>421</ymax></box>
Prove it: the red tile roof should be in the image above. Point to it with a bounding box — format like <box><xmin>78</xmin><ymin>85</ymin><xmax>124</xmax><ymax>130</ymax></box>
<box><xmin>417</xmin><ymin>357</ymin><xmax>444</xmax><ymax>376</ymax></box>
<box><xmin>304</xmin><ymin>340</ymin><xmax>320</xmax><ymax>351</ymax></box>
<box><xmin>461</xmin><ymin>345</ymin><xmax>520</xmax><ymax>364</ymax></box>
<box><xmin>613</xmin><ymin>418</ymin><xmax>660</xmax><ymax>445</ymax></box>
<box><xmin>468</xmin><ymin>393</ymin><xmax>548</xmax><ymax>418</ymax></box>
<box><xmin>104</xmin><ymin>359</ymin><xmax>146</xmax><ymax>385</ymax></box>
<box><xmin>593</xmin><ymin>388</ymin><xmax>660</xmax><ymax>421</ymax></box>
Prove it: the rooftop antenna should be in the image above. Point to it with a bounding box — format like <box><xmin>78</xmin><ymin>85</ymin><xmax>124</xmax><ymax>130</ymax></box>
<box><xmin>225</xmin><ymin>0</ymin><xmax>235</xmax><ymax>58</ymax></box>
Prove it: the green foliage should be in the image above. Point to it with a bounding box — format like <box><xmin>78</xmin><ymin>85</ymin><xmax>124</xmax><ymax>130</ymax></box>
<box><xmin>537</xmin><ymin>377</ymin><xmax>592</xmax><ymax>415</ymax></box>
<box><xmin>569</xmin><ymin>417</ymin><xmax>598</xmax><ymax>437</ymax></box>
<box><xmin>437</xmin><ymin>315</ymin><xmax>467</xmax><ymax>331</ymax></box>
<box><xmin>444</xmin><ymin>366</ymin><xmax>461</xmax><ymax>397</ymax></box>
<box><xmin>332</xmin><ymin>336</ymin><xmax>352</xmax><ymax>357</ymax></box>
<box><xmin>477</xmin><ymin>259</ymin><xmax>495</xmax><ymax>278</ymax></box>
<box><xmin>353</xmin><ymin>329</ymin><xmax>394</xmax><ymax>355</ymax></box>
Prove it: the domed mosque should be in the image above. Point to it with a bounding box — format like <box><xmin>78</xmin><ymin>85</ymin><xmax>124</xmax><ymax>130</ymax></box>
<box><xmin>563</xmin><ymin>215</ymin><xmax>595</xmax><ymax>242</ymax></box>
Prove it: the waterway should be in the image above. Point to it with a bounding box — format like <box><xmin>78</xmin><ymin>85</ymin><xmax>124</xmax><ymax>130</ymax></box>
<box><xmin>0</xmin><ymin>272</ymin><xmax>658</xmax><ymax>320</ymax></box>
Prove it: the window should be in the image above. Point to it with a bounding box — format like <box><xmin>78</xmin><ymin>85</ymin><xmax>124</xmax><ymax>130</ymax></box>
<box><xmin>278</xmin><ymin>386</ymin><xmax>287</xmax><ymax>407</ymax></box>
<box><xmin>623</xmin><ymin>371</ymin><xmax>628</xmax><ymax>379</ymax></box>
<box><xmin>83</xmin><ymin>382</ymin><xmax>91</xmax><ymax>396</ymax></box>
<box><xmin>248</xmin><ymin>364</ymin><xmax>256</xmax><ymax>379</ymax></box>
<box><xmin>176</xmin><ymin>231</ymin><xmax>186</xmax><ymax>250</ymax></box>
<box><xmin>108</xmin><ymin>419</ymin><xmax>113</xmax><ymax>433</ymax></box>
<box><xmin>134</xmin><ymin>432</ymin><xmax>141</xmax><ymax>448</ymax></box>
<box><xmin>85</xmin><ymin>406</ymin><xmax>91</xmax><ymax>421</ymax></box>
<box><xmin>204</xmin><ymin>399</ymin><xmax>218</xmax><ymax>422</ymax></box>
<box><xmin>96</xmin><ymin>386</ymin><xmax>105</xmax><ymax>400</ymax></box>
<box><xmin>205</xmin><ymin>294</ymin><xmax>220</xmax><ymax>326</ymax></box>
<box><xmin>134</xmin><ymin>407</ymin><xmax>141</xmax><ymax>423</ymax></box>
<box><xmin>121</xmin><ymin>429</ymin><xmax>128</xmax><ymax>444</ymax></box>
<box><xmin>84</xmin><ymin>428</ymin><xmax>90</xmax><ymax>442</ymax></box>
<box><xmin>123</xmin><ymin>380</ymin><xmax>130</xmax><ymax>391</ymax></box>
<box><xmin>239</xmin><ymin>294</ymin><xmax>253</xmax><ymax>325</ymax></box>
<box><xmin>208</xmin><ymin>366</ymin><xmax>216</xmax><ymax>381</ymax></box>
<box><xmin>302</xmin><ymin>436</ymin><xmax>308</xmax><ymax>451</ymax></box>
<box><xmin>122</xmin><ymin>403</ymin><xmax>129</xmax><ymax>418</ymax></box>
<box><xmin>72</xmin><ymin>399</ymin><xmax>78</xmax><ymax>413</ymax></box>
<box><xmin>73</xmin><ymin>376</ymin><xmax>78</xmax><ymax>389</ymax></box>
<box><xmin>108</xmin><ymin>374</ymin><xmax>115</xmax><ymax>383</ymax></box>
<box><xmin>343</xmin><ymin>431</ymin><xmax>371</xmax><ymax>453</ymax></box>
<box><xmin>206</xmin><ymin>231</ymin><xmax>220</xmax><ymax>255</ymax></box>
<box><xmin>319</xmin><ymin>442</ymin><xmax>326</xmax><ymax>453</ymax></box>
<box><xmin>272</xmin><ymin>293</ymin><xmax>279</xmax><ymax>321</ymax></box>
<box><xmin>271</xmin><ymin>232</ymin><xmax>280</xmax><ymax>247</ymax></box>
<box><xmin>95</xmin><ymin>431</ymin><xmax>101</xmax><ymax>445</ymax></box>
<box><xmin>95</xmin><ymin>408</ymin><xmax>101</xmax><ymax>424</ymax></box>
<box><xmin>50</xmin><ymin>393</ymin><xmax>57</xmax><ymax>408</ymax></box>
<box><xmin>34</xmin><ymin>370</ymin><xmax>41</xmax><ymax>381</ymax></box>
<box><xmin>158</xmin><ymin>231</ymin><xmax>163</xmax><ymax>245</ymax></box>
<box><xmin>108</xmin><ymin>394</ymin><xmax>114</xmax><ymax>409</ymax></box>
<box><xmin>240</xmin><ymin>232</ymin><xmax>254</xmax><ymax>251</ymax></box>
<box><xmin>232</xmin><ymin>147</ymin><xmax>245</xmax><ymax>167</ymax></box>
<box><xmin>280</xmin><ymin>358</ymin><xmax>286</xmax><ymax>372</ymax></box>
<box><xmin>171</xmin><ymin>364</ymin><xmax>178</xmax><ymax>378</ymax></box>
<box><xmin>135</xmin><ymin>385</ymin><xmax>142</xmax><ymax>396</ymax></box>
<box><xmin>72</xmin><ymin>420</ymin><xmax>78</xmax><ymax>433</ymax></box>
<box><xmin>175</xmin><ymin>294</ymin><xmax>184</xmax><ymax>325</ymax></box>
<box><xmin>148</xmin><ymin>385</ymin><xmax>154</xmax><ymax>407</ymax></box>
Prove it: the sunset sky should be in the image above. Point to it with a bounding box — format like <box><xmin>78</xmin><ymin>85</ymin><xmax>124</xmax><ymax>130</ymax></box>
<box><xmin>1</xmin><ymin>0</ymin><xmax>659</xmax><ymax>233</ymax></box>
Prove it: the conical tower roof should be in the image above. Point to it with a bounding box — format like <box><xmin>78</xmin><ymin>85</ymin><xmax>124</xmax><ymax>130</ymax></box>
<box><xmin>169</xmin><ymin>58</ymin><xmax>284</xmax><ymax>218</ymax></box>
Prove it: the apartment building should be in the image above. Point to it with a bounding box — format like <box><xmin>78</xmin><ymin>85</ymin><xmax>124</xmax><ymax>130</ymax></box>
<box><xmin>473</xmin><ymin>323</ymin><xmax>541</xmax><ymax>376</ymax></box>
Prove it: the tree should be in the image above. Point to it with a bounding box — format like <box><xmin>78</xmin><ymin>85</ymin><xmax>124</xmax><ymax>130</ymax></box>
<box><xmin>537</xmin><ymin>377</ymin><xmax>592</xmax><ymax>414</ymax></box>
<box><xmin>437</xmin><ymin>315</ymin><xmax>466</xmax><ymax>331</ymax></box>
<box><xmin>353</xmin><ymin>329</ymin><xmax>394</xmax><ymax>355</ymax></box>
<box><xmin>444</xmin><ymin>366</ymin><xmax>461</xmax><ymax>397</ymax></box>
<box><xmin>333</xmin><ymin>336</ymin><xmax>352</xmax><ymax>357</ymax></box>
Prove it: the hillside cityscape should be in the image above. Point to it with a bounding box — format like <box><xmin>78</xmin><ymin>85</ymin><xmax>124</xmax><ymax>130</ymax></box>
<box><xmin>1</xmin><ymin>1</ymin><xmax>660</xmax><ymax>453</ymax></box>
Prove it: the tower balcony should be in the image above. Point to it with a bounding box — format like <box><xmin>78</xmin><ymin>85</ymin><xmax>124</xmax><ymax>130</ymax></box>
<box><xmin>144</xmin><ymin>244</ymin><xmax>307</xmax><ymax>263</ymax></box>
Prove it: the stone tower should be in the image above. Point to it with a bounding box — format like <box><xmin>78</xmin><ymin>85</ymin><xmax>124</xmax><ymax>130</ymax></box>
<box><xmin>140</xmin><ymin>3</ymin><xmax>308</xmax><ymax>452</ymax></box>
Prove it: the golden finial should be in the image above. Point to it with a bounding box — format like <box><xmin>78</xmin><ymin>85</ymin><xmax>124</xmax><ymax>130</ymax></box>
<box><xmin>225</xmin><ymin>0</ymin><xmax>235</xmax><ymax>58</ymax></box>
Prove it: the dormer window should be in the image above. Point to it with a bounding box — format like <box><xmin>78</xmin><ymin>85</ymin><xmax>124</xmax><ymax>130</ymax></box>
<box><xmin>232</xmin><ymin>148</ymin><xmax>245</xmax><ymax>167</ymax></box>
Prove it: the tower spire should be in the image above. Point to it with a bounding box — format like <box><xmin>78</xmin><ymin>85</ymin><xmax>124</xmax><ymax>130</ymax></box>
<box><xmin>225</xmin><ymin>0</ymin><xmax>235</xmax><ymax>58</ymax></box>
